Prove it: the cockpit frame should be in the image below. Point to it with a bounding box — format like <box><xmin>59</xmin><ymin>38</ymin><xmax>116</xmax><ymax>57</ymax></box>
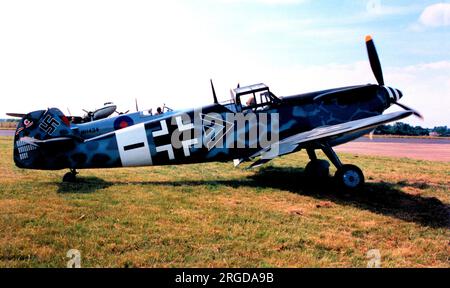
<box><xmin>233</xmin><ymin>83</ymin><xmax>281</xmax><ymax>112</ymax></box>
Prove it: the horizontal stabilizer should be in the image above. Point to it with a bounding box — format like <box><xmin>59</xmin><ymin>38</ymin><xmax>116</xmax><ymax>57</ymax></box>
<box><xmin>6</xmin><ymin>113</ymin><xmax>26</xmax><ymax>118</ymax></box>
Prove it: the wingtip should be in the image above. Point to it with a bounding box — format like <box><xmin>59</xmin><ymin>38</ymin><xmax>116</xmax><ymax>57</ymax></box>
<box><xmin>365</xmin><ymin>35</ymin><xmax>372</xmax><ymax>42</ymax></box>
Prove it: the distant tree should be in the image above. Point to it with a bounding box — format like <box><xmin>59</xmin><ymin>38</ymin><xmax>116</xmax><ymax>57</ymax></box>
<box><xmin>0</xmin><ymin>119</ymin><xmax>19</xmax><ymax>123</ymax></box>
<box><xmin>413</xmin><ymin>126</ymin><xmax>429</xmax><ymax>136</ymax></box>
<box><xmin>374</xmin><ymin>122</ymin><xmax>433</xmax><ymax>136</ymax></box>
<box><xmin>374</xmin><ymin>125</ymin><xmax>392</xmax><ymax>135</ymax></box>
<box><xmin>432</xmin><ymin>126</ymin><xmax>450</xmax><ymax>137</ymax></box>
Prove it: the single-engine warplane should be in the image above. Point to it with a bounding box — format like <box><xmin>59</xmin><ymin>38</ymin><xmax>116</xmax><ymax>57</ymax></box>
<box><xmin>7</xmin><ymin>36</ymin><xmax>422</xmax><ymax>189</ymax></box>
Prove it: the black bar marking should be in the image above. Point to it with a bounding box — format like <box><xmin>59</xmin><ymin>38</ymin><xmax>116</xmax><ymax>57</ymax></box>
<box><xmin>124</xmin><ymin>142</ymin><xmax>145</xmax><ymax>151</ymax></box>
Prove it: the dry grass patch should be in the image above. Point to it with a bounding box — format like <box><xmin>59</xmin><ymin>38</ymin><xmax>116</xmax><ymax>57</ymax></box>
<box><xmin>0</xmin><ymin>136</ymin><xmax>449</xmax><ymax>267</ymax></box>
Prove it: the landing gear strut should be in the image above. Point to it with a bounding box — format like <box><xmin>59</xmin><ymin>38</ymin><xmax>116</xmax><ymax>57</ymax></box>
<box><xmin>321</xmin><ymin>144</ymin><xmax>365</xmax><ymax>190</ymax></box>
<box><xmin>63</xmin><ymin>169</ymin><xmax>78</xmax><ymax>183</ymax></box>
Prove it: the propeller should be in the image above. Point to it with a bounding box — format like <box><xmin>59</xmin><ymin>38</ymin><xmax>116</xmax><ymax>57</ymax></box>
<box><xmin>82</xmin><ymin>109</ymin><xmax>94</xmax><ymax>116</ymax></box>
<box><xmin>365</xmin><ymin>35</ymin><xmax>423</xmax><ymax>120</ymax></box>
<box><xmin>162</xmin><ymin>103</ymin><xmax>173</xmax><ymax>112</ymax></box>
<box><xmin>365</xmin><ymin>35</ymin><xmax>384</xmax><ymax>86</ymax></box>
<box><xmin>115</xmin><ymin>110</ymin><xmax>130</xmax><ymax>115</ymax></box>
<box><xmin>135</xmin><ymin>98</ymin><xmax>139</xmax><ymax>112</ymax></box>
<box><xmin>393</xmin><ymin>101</ymin><xmax>423</xmax><ymax>120</ymax></box>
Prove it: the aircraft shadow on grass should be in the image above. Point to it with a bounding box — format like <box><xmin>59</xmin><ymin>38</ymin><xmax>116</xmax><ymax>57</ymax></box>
<box><xmin>56</xmin><ymin>176</ymin><xmax>112</xmax><ymax>194</ymax></box>
<box><xmin>56</xmin><ymin>167</ymin><xmax>449</xmax><ymax>229</ymax></box>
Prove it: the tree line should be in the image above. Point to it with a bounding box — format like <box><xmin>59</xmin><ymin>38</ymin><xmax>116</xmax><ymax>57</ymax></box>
<box><xmin>374</xmin><ymin>123</ymin><xmax>450</xmax><ymax>137</ymax></box>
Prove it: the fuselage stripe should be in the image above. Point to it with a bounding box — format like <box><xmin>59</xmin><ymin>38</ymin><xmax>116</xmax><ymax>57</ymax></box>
<box><xmin>124</xmin><ymin>142</ymin><xmax>145</xmax><ymax>151</ymax></box>
<box><xmin>115</xmin><ymin>123</ymin><xmax>153</xmax><ymax>167</ymax></box>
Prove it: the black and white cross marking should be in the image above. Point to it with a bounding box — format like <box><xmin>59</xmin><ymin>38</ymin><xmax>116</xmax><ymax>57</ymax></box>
<box><xmin>201</xmin><ymin>113</ymin><xmax>234</xmax><ymax>150</ymax></box>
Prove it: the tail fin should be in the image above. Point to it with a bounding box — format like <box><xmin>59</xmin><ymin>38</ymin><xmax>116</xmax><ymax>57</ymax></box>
<box><xmin>14</xmin><ymin>108</ymin><xmax>76</xmax><ymax>169</ymax></box>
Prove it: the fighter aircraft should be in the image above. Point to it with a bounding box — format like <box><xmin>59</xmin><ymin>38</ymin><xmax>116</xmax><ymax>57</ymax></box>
<box><xmin>7</xmin><ymin>36</ymin><xmax>422</xmax><ymax>190</ymax></box>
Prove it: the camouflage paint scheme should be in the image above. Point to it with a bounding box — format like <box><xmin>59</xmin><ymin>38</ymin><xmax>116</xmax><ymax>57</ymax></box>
<box><xmin>13</xmin><ymin>84</ymin><xmax>395</xmax><ymax>170</ymax></box>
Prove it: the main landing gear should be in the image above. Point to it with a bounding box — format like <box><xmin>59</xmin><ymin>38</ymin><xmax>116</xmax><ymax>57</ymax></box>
<box><xmin>305</xmin><ymin>146</ymin><xmax>365</xmax><ymax>190</ymax></box>
<box><xmin>63</xmin><ymin>169</ymin><xmax>78</xmax><ymax>183</ymax></box>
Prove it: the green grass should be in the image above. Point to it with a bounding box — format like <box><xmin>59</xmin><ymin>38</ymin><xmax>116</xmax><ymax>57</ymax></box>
<box><xmin>0</xmin><ymin>136</ymin><xmax>449</xmax><ymax>267</ymax></box>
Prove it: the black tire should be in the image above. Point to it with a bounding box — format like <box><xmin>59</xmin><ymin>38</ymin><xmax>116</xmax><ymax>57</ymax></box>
<box><xmin>334</xmin><ymin>164</ymin><xmax>365</xmax><ymax>190</ymax></box>
<box><xmin>304</xmin><ymin>160</ymin><xmax>330</xmax><ymax>179</ymax></box>
<box><xmin>63</xmin><ymin>172</ymin><xmax>76</xmax><ymax>183</ymax></box>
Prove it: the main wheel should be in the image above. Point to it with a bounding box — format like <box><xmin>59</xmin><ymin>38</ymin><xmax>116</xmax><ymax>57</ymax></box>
<box><xmin>334</xmin><ymin>164</ymin><xmax>364</xmax><ymax>190</ymax></box>
<box><xmin>304</xmin><ymin>160</ymin><xmax>330</xmax><ymax>179</ymax></box>
<box><xmin>63</xmin><ymin>172</ymin><xmax>77</xmax><ymax>183</ymax></box>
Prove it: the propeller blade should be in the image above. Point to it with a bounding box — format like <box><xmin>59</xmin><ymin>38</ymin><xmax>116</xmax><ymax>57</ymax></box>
<box><xmin>6</xmin><ymin>113</ymin><xmax>26</xmax><ymax>118</ymax></box>
<box><xmin>394</xmin><ymin>102</ymin><xmax>424</xmax><ymax>120</ymax></box>
<box><xmin>135</xmin><ymin>98</ymin><xmax>139</xmax><ymax>112</ymax></box>
<box><xmin>115</xmin><ymin>109</ymin><xmax>129</xmax><ymax>115</ymax></box>
<box><xmin>365</xmin><ymin>35</ymin><xmax>384</xmax><ymax>86</ymax></box>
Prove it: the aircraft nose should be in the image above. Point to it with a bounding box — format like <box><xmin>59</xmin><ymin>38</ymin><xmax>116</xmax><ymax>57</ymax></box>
<box><xmin>384</xmin><ymin>86</ymin><xmax>403</xmax><ymax>103</ymax></box>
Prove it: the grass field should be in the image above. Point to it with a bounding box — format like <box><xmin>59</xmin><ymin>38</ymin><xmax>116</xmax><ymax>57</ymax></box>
<box><xmin>0</xmin><ymin>136</ymin><xmax>448</xmax><ymax>267</ymax></box>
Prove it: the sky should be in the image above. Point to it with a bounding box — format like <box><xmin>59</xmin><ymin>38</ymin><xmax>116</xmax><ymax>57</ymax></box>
<box><xmin>0</xmin><ymin>0</ymin><xmax>449</xmax><ymax>127</ymax></box>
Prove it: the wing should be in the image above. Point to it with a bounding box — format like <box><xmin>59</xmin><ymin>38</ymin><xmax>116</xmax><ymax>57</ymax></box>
<box><xmin>248</xmin><ymin>110</ymin><xmax>413</xmax><ymax>168</ymax></box>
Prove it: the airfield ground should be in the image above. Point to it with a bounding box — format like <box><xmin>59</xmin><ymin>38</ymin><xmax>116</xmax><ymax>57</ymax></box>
<box><xmin>336</xmin><ymin>137</ymin><xmax>450</xmax><ymax>162</ymax></box>
<box><xmin>0</xmin><ymin>136</ymin><xmax>448</xmax><ymax>267</ymax></box>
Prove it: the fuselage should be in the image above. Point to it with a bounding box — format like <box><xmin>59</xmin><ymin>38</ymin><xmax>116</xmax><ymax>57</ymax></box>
<box><xmin>13</xmin><ymin>84</ymin><xmax>395</xmax><ymax>170</ymax></box>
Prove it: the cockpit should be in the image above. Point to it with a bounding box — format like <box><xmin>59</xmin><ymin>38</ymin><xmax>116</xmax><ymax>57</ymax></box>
<box><xmin>222</xmin><ymin>83</ymin><xmax>281</xmax><ymax>113</ymax></box>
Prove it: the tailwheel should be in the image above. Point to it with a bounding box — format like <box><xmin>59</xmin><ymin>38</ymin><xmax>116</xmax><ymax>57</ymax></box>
<box><xmin>334</xmin><ymin>164</ymin><xmax>365</xmax><ymax>190</ymax></box>
<box><xmin>63</xmin><ymin>169</ymin><xmax>78</xmax><ymax>183</ymax></box>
